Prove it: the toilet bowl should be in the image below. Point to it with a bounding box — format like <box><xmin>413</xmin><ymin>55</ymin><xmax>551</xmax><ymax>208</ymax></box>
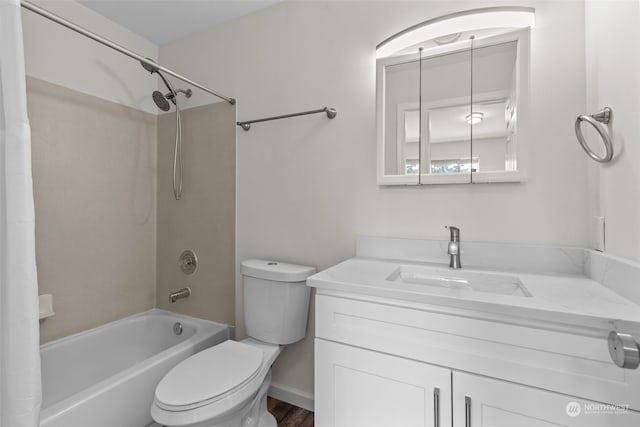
<box><xmin>151</xmin><ymin>339</ymin><xmax>280</xmax><ymax>427</ymax></box>
<box><xmin>151</xmin><ymin>260</ymin><xmax>315</xmax><ymax>427</ymax></box>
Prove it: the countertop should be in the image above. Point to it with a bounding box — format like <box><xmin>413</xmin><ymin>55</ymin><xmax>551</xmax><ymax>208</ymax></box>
<box><xmin>307</xmin><ymin>256</ymin><xmax>640</xmax><ymax>331</ymax></box>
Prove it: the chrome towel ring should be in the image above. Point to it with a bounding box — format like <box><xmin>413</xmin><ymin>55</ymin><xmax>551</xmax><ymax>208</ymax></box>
<box><xmin>575</xmin><ymin>107</ymin><xmax>613</xmax><ymax>163</ymax></box>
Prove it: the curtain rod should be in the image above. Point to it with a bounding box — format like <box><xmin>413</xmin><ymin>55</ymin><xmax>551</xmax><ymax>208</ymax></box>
<box><xmin>237</xmin><ymin>107</ymin><xmax>337</xmax><ymax>131</ymax></box>
<box><xmin>20</xmin><ymin>0</ymin><xmax>236</xmax><ymax>105</ymax></box>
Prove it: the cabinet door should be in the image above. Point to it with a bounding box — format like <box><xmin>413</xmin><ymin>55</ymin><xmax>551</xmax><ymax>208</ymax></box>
<box><xmin>453</xmin><ymin>371</ymin><xmax>640</xmax><ymax>427</ymax></box>
<box><xmin>315</xmin><ymin>339</ymin><xmax>451</xmax><ymax>427</ymax></box>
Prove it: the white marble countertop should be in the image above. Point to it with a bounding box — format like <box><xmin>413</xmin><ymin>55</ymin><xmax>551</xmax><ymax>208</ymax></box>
<box><xmin>308</xmin><ymin>256</ymin><xmax>640</xmax><ymax>330</ymax></box>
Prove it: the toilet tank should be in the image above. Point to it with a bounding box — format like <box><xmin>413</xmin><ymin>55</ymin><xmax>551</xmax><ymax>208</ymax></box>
<box><xmin>241</xmin><ymin>260</ymin><xmax>315</xmax><ymax>345</ymax></box>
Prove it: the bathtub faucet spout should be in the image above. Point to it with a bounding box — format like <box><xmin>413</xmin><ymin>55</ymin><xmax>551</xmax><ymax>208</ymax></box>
<box><xmin>169</xmin><ymin>287</ymin><xmax>191</xmax><ymax>303</ymax></box>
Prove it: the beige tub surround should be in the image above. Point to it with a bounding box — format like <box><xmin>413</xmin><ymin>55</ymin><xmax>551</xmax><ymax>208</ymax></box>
<box><xmin>156</xmin><ymin>101</ymin><xmax>236</xmax><ymax>326</ymax></box>
<box><xmin>27</xmin><ymin>77</ymin><xmax>157</xmax><ymax>344</ymax></box>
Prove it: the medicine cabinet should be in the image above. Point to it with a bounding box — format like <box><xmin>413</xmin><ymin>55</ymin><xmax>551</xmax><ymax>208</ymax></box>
<box><xmin>376</xmin><ymin>8</ymin><xmax>533</xmax><ymax>185</ymax></box>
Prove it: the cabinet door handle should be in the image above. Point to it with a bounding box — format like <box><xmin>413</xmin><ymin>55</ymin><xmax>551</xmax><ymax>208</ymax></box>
<box><xmin>465</xmin><ymin>396</ymin><xmax>472</xmax><ymax>427</ymax></box>
<box><xmin>433</xmin><ymin>387</ymin><xmax>440</xmax><ymax>427</ymax></box>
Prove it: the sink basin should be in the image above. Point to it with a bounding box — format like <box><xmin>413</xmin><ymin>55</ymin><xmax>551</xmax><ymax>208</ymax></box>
<box><xmin>387</xmin><ymin>265</ymin><xmax>531</xmax><ymax>297</ymax></box>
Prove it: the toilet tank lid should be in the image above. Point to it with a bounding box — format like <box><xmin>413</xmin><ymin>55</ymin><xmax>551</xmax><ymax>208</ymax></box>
<box><xmin>241</xmin><ymin>259</ymin><xmax>316</xmax><ymax>282</ymax></box>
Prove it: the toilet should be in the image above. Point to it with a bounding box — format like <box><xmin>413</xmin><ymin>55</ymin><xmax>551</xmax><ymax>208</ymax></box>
<box><xmin>151</xmin><ymin>259</ymin><xmax>315</xmax><ymax>427</ymax></box>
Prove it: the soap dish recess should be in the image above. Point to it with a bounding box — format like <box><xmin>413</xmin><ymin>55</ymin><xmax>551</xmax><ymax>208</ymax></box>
<box><xmin>39</xmin><ymin>294</ymin><xmax>54</xmax><ymax>320</ymax></box>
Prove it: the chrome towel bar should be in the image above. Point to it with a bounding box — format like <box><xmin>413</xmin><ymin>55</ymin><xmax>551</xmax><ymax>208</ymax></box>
<box><xmin>575</xmin><ymin>106</ymin><xmax>613</xmax><ymax>163</ymax></box>
<box><xmin>237</xmin><ymin>107</ymin><xmax>337</xmax><ymax>131</ymax></box>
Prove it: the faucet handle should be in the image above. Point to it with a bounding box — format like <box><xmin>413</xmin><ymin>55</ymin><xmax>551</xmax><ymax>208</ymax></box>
<box><xmin>445</xmin><ymin>225</ymin><xmax>460</xmax><ymax>241</ymax></box>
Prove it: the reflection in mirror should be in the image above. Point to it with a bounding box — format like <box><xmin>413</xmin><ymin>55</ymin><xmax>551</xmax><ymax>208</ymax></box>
<box><xmin>377</xmin><ymin>33</ymin><xmax>526</xmax><ymax>185</ymax></box>
<box><xmin>419</xmin><ymin>47</ymin><xmax>472</xmax><ymax>184</ymax></box>
<box><xmin>428</xmin><ymin>104</ymin><xmax>478</xmax><ymax>174</ymax></box>
<box><xmin>471</xmin><ymin>41</ymin><xmax>518</xmax><ymax>181</ymax></box>
<box><xmin>402</xmin><ymin>109</ymin><xmax>420</xmax><ymax>174</ymax></box>
<box><xmin>381</xmin><ymin>56</ymin><xmax>420</xmax><ymax>181</ymax></box>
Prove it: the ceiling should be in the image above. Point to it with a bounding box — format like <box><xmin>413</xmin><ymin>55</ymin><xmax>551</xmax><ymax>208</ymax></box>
<box><xmin>78</xmin><ymin>0</ymin><xmax>282</xmax><ymax>45</ymax></box>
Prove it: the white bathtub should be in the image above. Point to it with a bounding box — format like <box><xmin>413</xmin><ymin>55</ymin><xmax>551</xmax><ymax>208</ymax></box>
<box><xmin>40</xmin><ymin>309</ymin><xmax>230</xmax><ymax>427</ymax></box>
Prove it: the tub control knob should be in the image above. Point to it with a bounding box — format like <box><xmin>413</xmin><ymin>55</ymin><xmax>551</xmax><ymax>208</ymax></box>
<box><xmin>608</xmin><ymin>331</ymin><xmax>640</xmax><ymax>369</ymax></box>
<box><xmin>179</xmin><ymin>250</ymin><xmax>198</xmax><ymax>275</ymax></box>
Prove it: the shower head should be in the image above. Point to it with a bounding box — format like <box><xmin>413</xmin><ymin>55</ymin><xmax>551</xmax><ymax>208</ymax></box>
<box><xmin>142</xmin><ymin>59</ymin><xmax>191</xmax><ymax>111</ymax></box>
<box><xmin>150</xmin><ymin>89</ymin><xmax>192</xmax><ymax>111</ymax></box>
<box><xmin>152</xmin><ymin>91</ymin><xmax>171</xmax><ymax>111</ymax></box>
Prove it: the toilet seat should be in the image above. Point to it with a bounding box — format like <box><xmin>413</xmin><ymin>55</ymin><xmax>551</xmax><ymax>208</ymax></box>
<box><xmin>151</xmin><ymin>339</ymin><xmax>282</xmax><ymax>427</ymax></box>
<box><xmin>155</xmin><ymin>341</ymin><xmax>263</xmax><ymax>411</ymax></box>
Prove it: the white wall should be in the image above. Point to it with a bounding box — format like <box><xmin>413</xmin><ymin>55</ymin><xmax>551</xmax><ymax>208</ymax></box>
<box><xmin>585</xmin><ymin>0</ymin><xmax>640</xmax><ymax>261</ymax></box>
<box><xmin>161</xmin><ymin>0</ymin><xmax>589</xmax><ymax>397</ymax></box>
<box><xmin>22</xmin><ymin>0</ymin><xmax>159</xmax><ymax>114</ymax></box>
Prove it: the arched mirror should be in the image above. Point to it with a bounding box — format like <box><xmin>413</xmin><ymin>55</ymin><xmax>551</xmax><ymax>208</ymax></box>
<box><xmin>376</xmin><ymin>7</ymin><xmax>534</xmax><ymax>185</ymax></box>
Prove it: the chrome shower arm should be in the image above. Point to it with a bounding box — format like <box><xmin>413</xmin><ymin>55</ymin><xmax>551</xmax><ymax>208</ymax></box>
<box><xmin>155</xmin><ymin>70</ymin><xmax>177</xmax><ymax>97</ymax></box>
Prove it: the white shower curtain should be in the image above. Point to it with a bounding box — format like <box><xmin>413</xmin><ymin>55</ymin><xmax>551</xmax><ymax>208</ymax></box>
<box><xmin>0</xmin><ymin>0</ymin><xmax>43</xmax><ymax>426</ymax></box>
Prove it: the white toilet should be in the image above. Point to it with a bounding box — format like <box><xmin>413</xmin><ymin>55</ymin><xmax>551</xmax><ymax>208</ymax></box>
<box><xmin>151</xmin><ymin>259</ymin><xmax>315</xmax><ymax>427</ymax></box>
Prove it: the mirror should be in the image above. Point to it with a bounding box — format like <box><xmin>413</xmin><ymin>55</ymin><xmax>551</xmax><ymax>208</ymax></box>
<box><xmin>376</xmin><ymin>9</ymin><xmax>532</xmax><ymax>185</ymax></box>
<box><xmin>379</xmin><ymin>55</ymin><xmax>421</xmax><ymax>183</ymax></box>
<box><xmin>469</xmin><ymin>39</ymin><xmax>522</xmax><ymax>183</ymax></box>
<box><xmin>419</xmin><ymin>46</ymin><xmax>472</xmax><ymax>185</ymax></box>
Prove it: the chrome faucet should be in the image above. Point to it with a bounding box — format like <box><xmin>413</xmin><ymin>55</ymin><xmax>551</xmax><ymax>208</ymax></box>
<box><xmin>169</xmin><ymin>287</ymin><xmax>191</xmax><ymax>303</ymax></box>
<box><xmin>445</xmin><ymin>226</ymin><xmax>461</xmax><ymax>269</ymax></box>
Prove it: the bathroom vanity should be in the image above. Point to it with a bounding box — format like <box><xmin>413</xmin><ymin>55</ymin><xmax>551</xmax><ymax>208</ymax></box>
<box><xmin>308</xmin><ymin>236</ymin><xmax>640</xmax><ymax>427</ymax></box>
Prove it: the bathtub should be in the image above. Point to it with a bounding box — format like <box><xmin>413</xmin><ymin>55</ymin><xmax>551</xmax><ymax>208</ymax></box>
<box><xmin>40</xmin><ymin>309</ymin><xmax>230</xmax><ymax>427</ymax></box>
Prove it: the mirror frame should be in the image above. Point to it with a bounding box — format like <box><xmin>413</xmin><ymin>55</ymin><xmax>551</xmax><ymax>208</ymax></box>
<box><xmin>376</xmin><ymin>29</ymin><xmax>530</xmax><ymax>186</ymax></box>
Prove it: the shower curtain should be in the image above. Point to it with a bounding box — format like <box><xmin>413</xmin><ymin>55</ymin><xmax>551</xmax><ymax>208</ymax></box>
<box><xmin>0</xmin><ymin>0</ymin><xmax>43</xmax><ymax>426</ymax></box>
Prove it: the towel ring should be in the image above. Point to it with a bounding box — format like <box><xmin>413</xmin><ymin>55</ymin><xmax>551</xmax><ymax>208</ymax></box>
<box><xmin>575</xmin><ymin>107</ymin><xmax>613</xmax><ymax>163</ymax></box>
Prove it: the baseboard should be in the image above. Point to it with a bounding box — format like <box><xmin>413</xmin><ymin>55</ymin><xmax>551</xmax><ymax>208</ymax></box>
<box><xmin>268</xmin><ymin>382</ymin><xmax>314</xmax><ymax>412</ymax></box>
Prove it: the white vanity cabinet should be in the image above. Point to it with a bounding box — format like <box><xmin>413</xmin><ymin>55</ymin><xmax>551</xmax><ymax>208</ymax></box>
<box><xmin>313</xmin><ymin>292</ymin><xmax>640</xmax><ymax>427</ymax></box>
<box><xmin>452</xmin><ymin>371</ymin><xmax>640</xmax><ymax>427</ymax></box>
<box><xmin>315</xmin><ymin>339</ymin><xmax>451</xmax><ymax>427</ymax></box>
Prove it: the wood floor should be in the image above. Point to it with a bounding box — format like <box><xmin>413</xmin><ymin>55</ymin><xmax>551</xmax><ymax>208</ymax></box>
<box><xmin>267</xmin><ymin>397</ymin><xmax>314</xmax><ymax>427</ymax></box>
<box><xmin>148</xmin><ymin>397</ymin><xmax>313</xmax><ymax>427</ymax></box>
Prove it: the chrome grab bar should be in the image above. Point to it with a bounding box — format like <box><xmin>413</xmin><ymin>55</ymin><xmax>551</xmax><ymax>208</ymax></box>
<box><xmin>575</xmin><ymin>107</ymin><xmax>613</xmax><ymax>163</ymax></box>
<box><xmin>608</xmin><ymin>331</ymin><xmax>640</xmax><ymax>369</ymax></box>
